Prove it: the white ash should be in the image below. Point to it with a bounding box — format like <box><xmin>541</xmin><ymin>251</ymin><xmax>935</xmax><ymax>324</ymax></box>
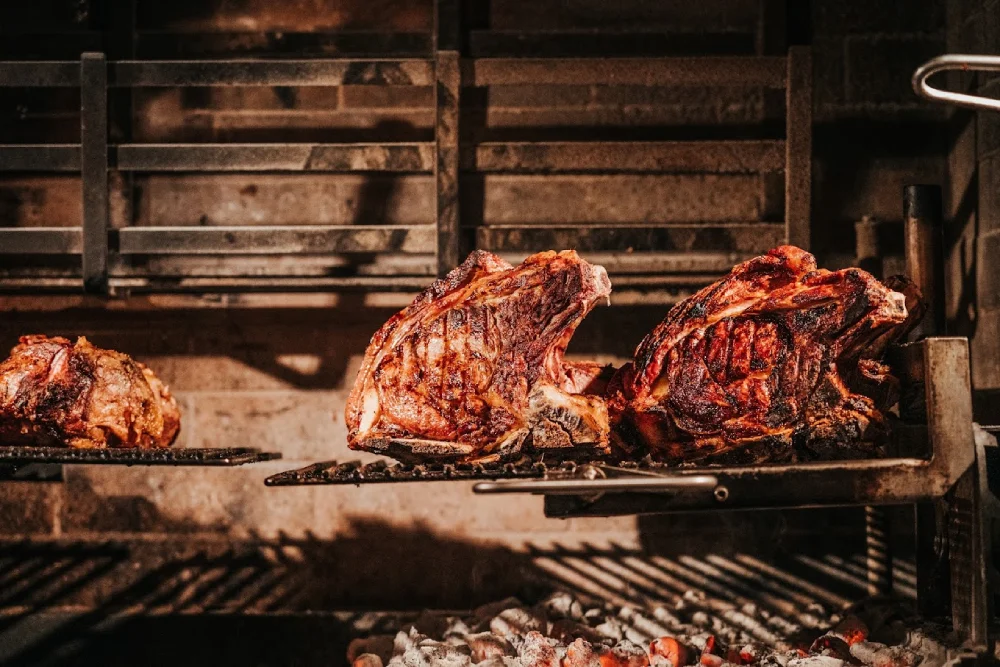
<box><xmin>352</xmin><ymin>592</ymin><xmax>956</xmax><ymax>667</ymax></box>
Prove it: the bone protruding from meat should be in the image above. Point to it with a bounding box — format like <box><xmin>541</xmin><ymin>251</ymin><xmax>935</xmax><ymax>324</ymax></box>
<box><xmin>345</xmin><ymin>250</ymin><xmax>612</xmax><ymax>464</ymax></box>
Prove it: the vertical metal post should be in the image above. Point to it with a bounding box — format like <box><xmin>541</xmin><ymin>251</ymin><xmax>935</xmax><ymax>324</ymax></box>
<box><xmin>785</xmin><ymin>46</ymin><xmax>812</xmax><ymax>249</ymax></box>
<box><xmin>920</xmin><ymin>338</ymin><xmax>986</xmax><ymax>648</ymax></box>
<box><xmin>434</xmin><ymin>0</ymin><xmax>461</xmax><ymax>276</ymax></box>
<box><xmin>80</xmin><ymin>52</ymin><xmax>109</xmax><ymax>294</ymax></box>
<box><xmin>904</xmin><ymin>185</ymin><xmax>946</xmax><ymax>337</ymax></box>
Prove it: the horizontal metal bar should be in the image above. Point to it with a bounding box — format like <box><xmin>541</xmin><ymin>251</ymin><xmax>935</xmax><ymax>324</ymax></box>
<box><xmin>468</xmin><ymin>30</ymin><xmax>755</xmax><ymax>57</ymax></box>
<box><xmin>474</xmin><ymin>474</ymin><xmax>720</xmax><ymax>495</ymax></box>
<box><xmin>469</xmin><ymin>141</ymin><xmax>786</xmax><ymax>173</ymax></box>
<box><xmin>0</xmin><ymin>145</ymin><xmax>81</xmax><ymax>171</ymax></box>
<box><xmin>0</xmin><ymin>228</ymin><xmax>82</xmax><ymax>254</ymax></box>
<box><xmin>465</xmin><ymin>57</ymin><xmax>788</xmax><ymax>87</ymax></box>
<box><xmin>0</xmin><ymin>61</ymin><xmax>80</xmax><ymax>87</ymax></box>
<box><xmin>111</xmin><ymin>59</ymin><xmax>434</xmax><ymax>86</ymax></box>
<box><xmin>135</xmin><ymin>30</ymin><xmax>432</xmax><ymax>58</ymax></box>
<box><xmin>116</xmin><ymin>225</ymin><xmax>435</xmax><ymax>255</ymax></box>
<box><xmin>109</xmin><ymin>275</ymin><xmax>432</xmax><ymax>293</ymax></box>
<box><xmin>116</xmin><ymin>143</ymin><xmax>434</xmax><ymax>172</ymax></box>
<box><xmin>496</xmin><ymin>251</ymin><xmax>753</xmax><ymax>274</ymax></box>
<box><xmin>478</xmin><ymin>223</ymin><xmax>786</xmax><ymax>254</ymax></box>
<box><xmin>543</xmin><ymin>457</ymin><xmax>949</xmax><ymax>514</ymax></box>
<box><xmin>0</xmin><ymin>275</ymin><xmax>433</xmax><ymax>294</ymax></box>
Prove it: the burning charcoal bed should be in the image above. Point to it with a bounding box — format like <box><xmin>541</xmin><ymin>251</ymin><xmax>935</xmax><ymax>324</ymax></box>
<box><xmin>345</xmin><ymin>592</ymin><xmax>961</xmax><ymax>667</ymax></box>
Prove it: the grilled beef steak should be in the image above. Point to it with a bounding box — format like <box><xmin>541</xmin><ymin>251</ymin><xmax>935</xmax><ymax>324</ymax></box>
<box><xmin>606</xmin><ymin>246</ymin><xmax>921</xmax><ymax>464</ymax></box>
<box><xmin>346</xmin><ymin>250</ymin><xmax>612</xmax><ymax>463</ymax></box>
<box><xmin>0</xmin><ymin>335</ymin><xmax>180</xmax><ymax>448</ymax></box>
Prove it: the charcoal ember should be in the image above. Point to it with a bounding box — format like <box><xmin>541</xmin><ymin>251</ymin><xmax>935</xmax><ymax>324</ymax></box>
<box><xmin>540</xmin><ymin>592</ymin><xmax>585</xmax><ymax>621</ymax></box>
<box><xmin>394</xmin><ymin>628</ymin><xmax>428</xmax><ymax>655</ymax></box>
<box><xmin>550</xmin><ymin>618</ymin><xmax>605</xmax><ymax>645</ymax></box>
<box><xmin>901</xmin><ymin>631</ymin><xmax>948</xmax><ymax>667</ymax></box>
<box><xmin>475</xmin><ymin>659</ymin><xmax>521</xmax><ymax>667</ymax></box>
<box><xmin>519</xmin><ymin>631</ymin><xmax>562</xmax><ymax>667</ymax></box>
<box><xmin>808</xmin><ymin>636</ymin><xmax>851</xmax><ymax>661</ymax></box>
<box><xmin>650</xmin><ymin>637</ymin><xmax>692</xmax><ymax>667</ymax></box>
<box><xmin>595</xmin><ymin>617</ymin><xmax>626</xmax><ymax>642</ymax></box>
<box><xmin>562</xmin><ymin>638</ymin><xmax>602</xmax><ymax>667</ymax></box>
<box><xmin>597</xmin><ymin>639</ymin><xmax>650</xmax><ymax>667</ymax></box>
<box><xmin>491</xmin><ymin>608</ymin><xmax>549</xmax><ymax>643</ymax></box>
<box><xmin>386</xmin><ymin>639</ymin><xmax>471</xmax><ymax>667</ymax></box>
<box><xmin>849</xmin><ymin>642</ymin><xmax>918</xmax><ymax>667</ymax></box>
<box><xmin>787</xmin><ymin>656</ymin><xmax>845</xmax><ymax>667</ymax></box>
<box><xmin>443</xmin><ymin>619</ymin><xmax>474</xmax><ymax>645</ymax></box>
<box><xmin>701</xmin><ymin>654</ymin><xmax>724</xmax><ymax>667</ymax></box>
<box><xmin>464</xmin><ymin>632</ymin><xmax>515</xmax><ymax>663</ymax></box>
<box><xmin>738</xmin><ymin>644</ymin><xmax>764</xmax><ymax>665</ymax></box>
<box><xmin>475</xmin><ymin>598</ymin><xmax>525</xmax><ymax>620</ymax></box>
<box><xmin>354</xmin><ymin>654</ymin><xmax>385</xmax><ymax>667</ymax></box>
<box><xmin>687</xmin><ymin>633</ymin><xmax>716</xmax><ymax>656</ymax></box>
<box><xmin>349</xmin><ymin>636</ymin><xmax>396</xmax><ymax>664</ymax></box>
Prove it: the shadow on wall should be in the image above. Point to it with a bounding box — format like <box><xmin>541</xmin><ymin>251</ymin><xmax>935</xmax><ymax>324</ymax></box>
<box><xmin>0</xmin><ymin>507</ymin><xmax>895</xmax><ymax>666</ymax></box>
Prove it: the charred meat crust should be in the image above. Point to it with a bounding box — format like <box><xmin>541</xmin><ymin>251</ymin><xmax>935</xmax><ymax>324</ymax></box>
<box><xmin>0</xmin><ymin>335</ymin><xmax>180</xmax><ymax>449</ymax></box>
<box><xmin>607</xmin><ymin>245</ymin><xmax>922</xmax><ymax>464</ymax></box>
<box><xmin>345</xmin><ymin>250</ymin><xmax>612</xmax><ymax>463</ymax></box>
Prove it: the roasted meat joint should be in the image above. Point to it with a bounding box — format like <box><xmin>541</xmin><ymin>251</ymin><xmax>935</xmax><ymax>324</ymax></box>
<box><xmin>346</xmin><ymin>250</ymin><xmax>614</xmax><ymax>464</ymax></box>
<box><xmin>346</xmin><ymin>246</ymin><xmax>920</xmax><ymax>466</ymax></box>
<box><xmin>0</xmin><ymin>335</ymin><xmax>180</xmax><ymax>448</ymax></box>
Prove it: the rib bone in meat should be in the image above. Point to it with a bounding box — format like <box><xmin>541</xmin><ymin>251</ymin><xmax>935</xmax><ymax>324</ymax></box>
<box><xmin>606</xmin><ymin>246</ymin><xmax>921</xmax><ymax>464</ymax></box>
<box><xmin>346</xmin><ymin>250</ymin><xmax>612</xmax><ymax>464</ymax></box>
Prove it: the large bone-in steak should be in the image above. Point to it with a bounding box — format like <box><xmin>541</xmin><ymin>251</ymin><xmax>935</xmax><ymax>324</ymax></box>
<box><xmin>605</xmin><ymin>245</ymin><xmax>922</xmax><ymax>464</ymax></box>
<box><xmin>345</xmin><ymin>250</ymin><xmax>612</xmax><ymax>463</ymax></box>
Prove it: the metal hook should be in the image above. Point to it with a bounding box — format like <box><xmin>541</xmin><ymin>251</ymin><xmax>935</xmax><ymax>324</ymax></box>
<box><xmin>913</xmin><ymin>54</ymin><xmax>1000</xmax><ymax>112</ymax></box>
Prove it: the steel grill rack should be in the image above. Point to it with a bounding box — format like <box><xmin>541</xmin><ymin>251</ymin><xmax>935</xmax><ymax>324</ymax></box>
<box><xmin>266</xmin><ymin>337</ymin><xmax>975</xmax><ymax>513</ymax></box>
<box><xmin>0</xmin><ymin>445</ymin><xmax>281</xmax><ymax>467</ymax></box>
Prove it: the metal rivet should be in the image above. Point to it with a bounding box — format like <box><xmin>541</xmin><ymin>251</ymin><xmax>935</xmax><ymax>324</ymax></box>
<box><xmin>714</xmin><ymin>486</ymin><xmax>730</xmax><ymax>503</ymax></box>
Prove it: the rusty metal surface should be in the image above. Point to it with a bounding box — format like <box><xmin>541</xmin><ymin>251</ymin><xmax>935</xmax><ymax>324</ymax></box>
<box><xmin>465</xmin><ymin>57</ymin><xmax>788</xmax><ymax>87</ymax></box>
<box><xmin>784</xmin><ymin>46</ymin><xmax>811</xmax><ymax>250</ymax></box>
<box><xmin>116</xmin><ymin>143</ymin><xmax>434</xmax><ymax>172</ymax></box>
<box><xmin>0</xmin><ymin>229</ymin><xmax>82</xmax><ymax>254</ymax></box>
<box><xmin>904</xmin><ymin>185</ymin><xmax>946</xmax><ymax>337</ymax></box>
<box><xmin>0</xmin><ymin>61</ymin><xmax>79</xmax><ymax>86</ymax></box>
<box><xmin>80</xmin><ymin>52</ymin><xmax>109</xmax><ymax>295</ymax></box>
<box><xmin>434</xmin><ymin>51</ymin><xmax>461</xmax><ymax>275</ymax></box>
<box><xmin>0</xmin><ymin>145</ymin><xmax>81</xmax><ymax>171</ymax></box>
<box><xmin>467</xmin><ymin>30</ymin><xmax>755</xmax><ymax>57</ymax></box>
<box><xmin>135</xmin><ymin>31</ymin><xmax>432</xmax><ymax>58</ymax></box>
<box><xmin>110</xmin><ymin>59</ymin><xmax>434</xmax><ymax>87</ymax></box>
<box><xmin>477</xmin><ymin>224</ymin><xmax>786</xmax><ymax>254</ymax></box>
<box><xmin>0</xmin><ymin>446</ymin><xmax>281</xmax><ymax>466</ymax></box>
<box><xmin>116</xmin><ymin>225</ymin><xmax>435</xmax><ymax>255</ymax></box>
<box><xmin>469</xmin><ymin>141</ymin><xmax>786</xmax><ymax>174</ymax></box>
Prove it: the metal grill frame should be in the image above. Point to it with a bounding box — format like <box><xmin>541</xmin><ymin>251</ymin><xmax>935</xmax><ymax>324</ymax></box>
<box><xmin>267</xmin><ymin>338</ymin><xmax>974</xmax><ymax>513</ymax></box>
<box><xmin>0</xmin><ymin>1</ymin><xmax>812</xmax><ymax>296</ymax></box>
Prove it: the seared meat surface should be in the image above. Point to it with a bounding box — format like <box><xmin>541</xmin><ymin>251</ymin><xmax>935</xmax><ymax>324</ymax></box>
<box><xmin>606</xmin><ymin>246</ymin><xmax>921</xmax><ymax>464</ymax></box>
<box><xmin>346</xmin><ymin>250</ymin><xmax>612</xmax><ymax>463</ymax></box>
<box><xmin>0</xmin><ymin>335</ymin><xmax>180</xmax><ymax>448</ymax></box>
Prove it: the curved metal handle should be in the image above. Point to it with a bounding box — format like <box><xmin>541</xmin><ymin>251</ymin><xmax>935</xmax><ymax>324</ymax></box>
<box><xmin>472</xmin><ymin>474</ymin><xmax>721</xmax><ymax>496</ymax></box>
<box><xmin>913</xmin><ymin>54</ymin><xmax>1000</xmax><ymax>112</ymax></box>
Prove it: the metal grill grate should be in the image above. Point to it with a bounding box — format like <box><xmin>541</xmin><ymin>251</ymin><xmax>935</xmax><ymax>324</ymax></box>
<box><xmin>0</xmin><ymin>446</ymin><xmax>281</xmax><ymax>466</ymax></box>
<box><xmin>264</xmin><ymin>458</ymin><xmax>557</xmax><ymax>486</ymax></box>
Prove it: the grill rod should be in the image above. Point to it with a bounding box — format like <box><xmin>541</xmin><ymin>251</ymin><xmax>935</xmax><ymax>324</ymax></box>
<box><xmin>473</xmin><ymin>471</ymin><xmax>721</xmax><ymax>496</ymax></box>
<box><xmin>912</xmin><ymin>54</ymin><xmax>1000</xmax><ymax>111</ymax></box>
